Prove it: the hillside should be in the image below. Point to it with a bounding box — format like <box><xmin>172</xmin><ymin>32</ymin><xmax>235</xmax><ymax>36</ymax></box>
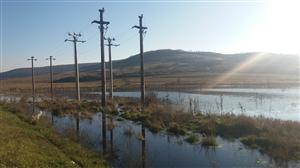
<box><xmin>1</xmin><ymin>49</ymin><xmax>299</xmax><ymax>81</ymax></box>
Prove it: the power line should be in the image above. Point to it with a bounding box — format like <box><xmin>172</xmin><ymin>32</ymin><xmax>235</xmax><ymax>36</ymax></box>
<box><xmin>114</xmin><ymin>27</ymin><xmax>132</xmax><ymax>40</ymax></box>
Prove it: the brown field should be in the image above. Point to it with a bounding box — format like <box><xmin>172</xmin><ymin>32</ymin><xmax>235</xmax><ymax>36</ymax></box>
<box><xmin>0</xmin><ymin>72</ymin><xmax>299</xmax><ymax>96</ymax></box>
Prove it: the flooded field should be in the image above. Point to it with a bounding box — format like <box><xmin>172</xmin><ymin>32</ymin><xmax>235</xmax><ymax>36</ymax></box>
<box><xmin>87</xmin><ymin>87</ymin><xmax>299</xmax><ymax>121</ymax></box>
<box><xmin>46</xmin><ymin>112</ymin><xmax>297</xmax><ymax>168</ymax></box>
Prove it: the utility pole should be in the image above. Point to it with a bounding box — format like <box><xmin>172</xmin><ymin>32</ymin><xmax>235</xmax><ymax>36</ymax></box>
<box><xmin>46</xmin><ymin>56</ymin><xmax>56</xmax><ymax>100</ymax></box>
<box><xmin>92</xmin><ymin>8</ymin><xmax>110</xmax><ymax>107</ymax></box>
<box><xmin>133</xmin><ymin>15</ymin><xmax>148</xmax><ymax>168</ymax></box>
<box><xmin>105</xmin><ymin>37</ymin><xmax>119</xmax><ymax>102</ymax></box>
<box><xmin>27</xmin><ymin>56</ymin><xmax>37</xmax><ymax>113</ymax></box>
<box><xmin>92</xmin><ymin>8</ymin><xmax>110</xmax><ymax>154</ymax></box>
<box><xmin>65</xmin><ymin>32</ymin><xmax>85</xmax><ymax>101</ymax></box>
<box><xmin>133</xmin><ymin>14</ymin><xmax>147</xmax><ymax>112</ymax></box>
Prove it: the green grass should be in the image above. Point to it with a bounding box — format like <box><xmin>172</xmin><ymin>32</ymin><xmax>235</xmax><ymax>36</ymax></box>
<box><xmin>0</xmin><ymin>108</ymin><xmax>107</xmax><ymax>168</ymax></box>
<box><xmin>185</xmin><ymin>134</ymin><xmax>200</xmax><ymax>144</ymax></box>
<box><xmin>201</xmin><ymin>136</ymin><xmax>218</xmax><ymax>147</ymax></box>
<box><xmin>167</xmin><ymin>122</ymin><xmax>187</xmax><ymax>135</ymax></box>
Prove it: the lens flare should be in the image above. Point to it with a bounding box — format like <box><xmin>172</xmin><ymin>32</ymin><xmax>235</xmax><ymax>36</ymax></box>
<box><xmin>208</xmin><ymin>53</ymin><xmax>269</xmax><ymax>88</ymax></box>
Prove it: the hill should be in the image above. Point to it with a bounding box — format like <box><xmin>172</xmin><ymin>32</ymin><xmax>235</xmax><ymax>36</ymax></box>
<box><xmin>1</xmin><ymin>49</ymin><xmax>299</xmax><ymax>81</ymax></box>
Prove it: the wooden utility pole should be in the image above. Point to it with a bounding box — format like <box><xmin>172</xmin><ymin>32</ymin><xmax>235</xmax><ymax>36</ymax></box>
<box><xmin>133</xmin><ymin>14</ymin><xmax>147</xmax><ymax>112</ymax></box>
<box><xmin>105</xmin><ymin>37</ymin><xmax>119</xmax><ymax>102</ymax></box>
<box><xmin>46</xmin><ymin>56</ymin><xmax>56</xmax><ymax>100</ymax></box>
<box><xmin>27</xmin><ymin>56</ymin><xmax>37</xmax><ymax>113</ymax></box>
<box><xmin>65</xmin><ymin>33</ymin><xmax>85</xmax><ymax>101</ymax></box>
<box><xmin>92</xmin><ymin>8</ymin><xmax>110</xmax><ymax>107</ymax></box>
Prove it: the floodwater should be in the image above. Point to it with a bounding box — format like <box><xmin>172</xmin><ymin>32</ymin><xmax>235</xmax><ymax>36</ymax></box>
<box><xmin>45</xmin><ymin>112</ymin><xmax>298</xmax><ymax>168</ymax></box>
<box><xmin>88</xmin><ymin>87</ymin><xmax>300</xmax><ymax>121</ymax></box>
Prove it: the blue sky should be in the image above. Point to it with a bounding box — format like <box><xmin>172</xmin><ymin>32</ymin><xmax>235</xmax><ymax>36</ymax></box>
<box><xmin>1</xmin><ymin>0</ymin><xmax>299</xmax><ymax>72</ymax></box>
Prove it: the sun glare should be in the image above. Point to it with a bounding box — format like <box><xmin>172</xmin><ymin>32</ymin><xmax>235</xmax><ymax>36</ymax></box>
<box><xmin>209</xmin><ymin>53</ymin><xmax>268</xmax><ymax>88</ymax></box>
<box><xmin>228</xmin><ymin>0</ymin><xmax>300</xmax><ymax>55</ymax></box>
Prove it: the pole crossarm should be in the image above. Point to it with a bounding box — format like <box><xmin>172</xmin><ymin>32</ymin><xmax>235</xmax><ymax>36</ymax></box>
<box><xmin>91</xmin><ymin>8</ymin><xmax>110</xmax><ymax>28</ymax></box>
<box><xmin>65</xmin><ymin>32</ymin><xmax>86</xmax><ymax>43</ymax></box>
<box><xmin>27</xmin><ymin>56</ymin><xmax>37</xmax><ymax>61</ymax></box>
<box><xmin>132</xmin><ymin>15</ymin><xmax>148</xmax><ymax>32</ymax></box>
<box><xmin>46</xmin><ymin>56</ymin><xmax>56</xmax><ymax>61</ymax></box>
<box><xmin>132</xmin><ymin>25</ymin><xmax>148</xmax><ymax>30</ymax></box>
<box><xmin>92</xmin><ymin>20</ymin><xmax>110</xmax><ymax>25</ymax></box>
<box><xmin>104</xmin><ymin>37</ymin><xmax>120</xmax><ymax>47</ymax></box>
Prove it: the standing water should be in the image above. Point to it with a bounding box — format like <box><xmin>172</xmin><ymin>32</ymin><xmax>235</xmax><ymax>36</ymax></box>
<box><xmin>87</xmin><ymin>87</ymin><xmax>300</xmax><ymax>121</ymax></box>
<box><xmin>44</xmin><ymin>112</ymin><xmax>299</xmax><ymax>168</ymax></box>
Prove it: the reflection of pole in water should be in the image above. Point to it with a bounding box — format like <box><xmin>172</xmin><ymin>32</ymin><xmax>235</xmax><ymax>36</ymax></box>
<box><xmin>167</xmin><ymin>134</ymin><xmax>170</xmax><ymax>143</ymax></box>
<box><xmin>51</xmin><ymin>113</ymin><xmax>54</xmax><ymax>125</ymax></box>
<box><xmin>102</xmin><ymin>113</ymin><xmax>107</xmax><ymax>153</ymax></box>
<box><xmin>220</xmin><ymin>94</ymin><xmax>223</xmax><ymax>114</ymax></box>
<box><xmin>141</xmin><ymin>125</ymin><xmax>146</xmax><ymax>168</ymax></box>
<box><xmin>110</xmin><ymin>117</ymin><xmax>114</xmax><ymax>153</ymax></box>
<box><xmin>260</xmin><ymin>95</ymin><xmax>263</xmax><ymax>106</ymax></box>
<box><xmin>76</xmin><ymin>113</ymin><xmax>80</xmax><ymax>140</ymax></box>
<box><xmin>255</xmin><ymin>93</ymin><xmax>258</xmax><ymax>109</ymax></box>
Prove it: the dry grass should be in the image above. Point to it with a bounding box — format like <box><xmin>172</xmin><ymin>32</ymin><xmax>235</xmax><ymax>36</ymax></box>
<box><xmin>1</xmin><ymin>72</ymin><xmax>298</xmax><ymax>95</ymax></box>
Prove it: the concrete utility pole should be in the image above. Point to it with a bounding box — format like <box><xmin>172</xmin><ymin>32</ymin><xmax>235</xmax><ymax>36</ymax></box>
<box><xmin>92</xmin><ymin>8</ymin><xmax>110</xmax><ymax>154</ymax></box>
<box><xmin>105</xmin><ymin>37</ymin><xmax>119</xmax><ymax>102</ymax></box>
<box><xmin>65</xmin><ymin>32</ymin><xmax>85</xmax><ymax>101</ymax></box>
<box><xmin>46</xmin><ymin>56</ymin><xmax>56</xmax><ymax>100</ymax></box>
<box><xmin>133</xmin><ymin>14</ymin><xmax>147</xmax><ymax>112</ymax></box>
<box><xmin>92</xmin><ymin>8</ymin><xmax>110</xmax><ymax>107</ymax></box>
<box><xmin>27</xmin><ymin>56</ymin><xmax>37</xmax><ymax>113</ymax></box>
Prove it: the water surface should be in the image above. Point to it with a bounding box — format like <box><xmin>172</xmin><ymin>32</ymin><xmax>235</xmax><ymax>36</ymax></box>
<box><xmin>88</xmin><ymin>87</ymin><xmax>300</xmax><ymax>121</ymax></box>
<box><xmin>45</xmin><ymin>112</ymin><xmax>299</xmax><ymax>168</ymax></box>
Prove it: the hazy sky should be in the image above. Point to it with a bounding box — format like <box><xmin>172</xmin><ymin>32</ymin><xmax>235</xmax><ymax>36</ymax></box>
<box><xmin>1</xmin><ymin>0</ymin><xmax>299</xmax><ymax>72</ymax></box>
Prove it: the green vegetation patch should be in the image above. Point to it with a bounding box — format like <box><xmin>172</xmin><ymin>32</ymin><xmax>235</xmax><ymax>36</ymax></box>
<box><xmin>0</xmin><ymin>108</ymin><xmax>106</xmax><ymax>168</ymax></box>
<box><xmin>167</xmin><ymin>122</ymin><xmax>187</xmax><ymax>135</ymax></box>
<box><xmin>185</xmin><ymin>134</ymin><xmax>200</xmax><ymax>144</ymax></box>
<box><xmin>201</xmin><ymin>136</ymin><xmax>218</xmax><ymax>147</ymax></box>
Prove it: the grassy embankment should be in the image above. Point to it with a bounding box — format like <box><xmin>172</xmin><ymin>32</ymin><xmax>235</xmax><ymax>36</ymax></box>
<box><xmin>34</xmin><ymin>96</ymin><xmax>300</xmax><ymax>163</ymax></box>
<box><xmin>0</xmin><ymin>103</ymin><xmax>107</xmax><ymax>168</ymax></box>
